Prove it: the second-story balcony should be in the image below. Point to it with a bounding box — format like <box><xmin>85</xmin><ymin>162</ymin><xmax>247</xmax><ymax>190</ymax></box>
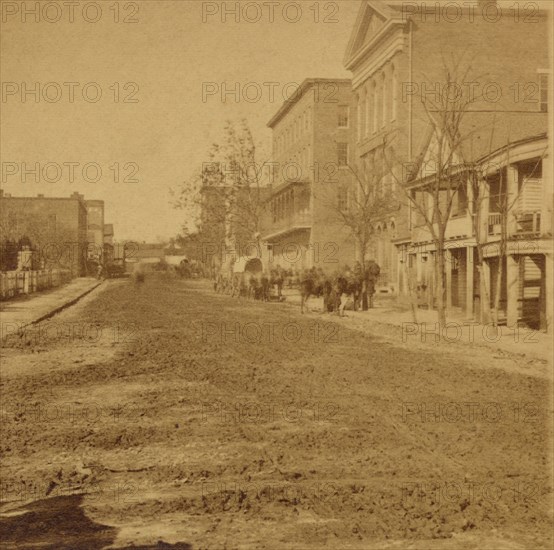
<box><xmin>262</xmin><ymin>209</ymin><xmax>312</xmax><ymax>242</ymax></box>
<box><xmin>261</xmin><ymin>179</ymin><xmax>312</xmax><ymax>242</ymax></box>
<box><xmin>487</xmin><ymin>211</ymin><xmax>542</xmax><ymax>237</ymax></box>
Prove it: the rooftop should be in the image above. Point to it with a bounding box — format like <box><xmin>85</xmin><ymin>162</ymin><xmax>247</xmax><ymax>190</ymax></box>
<box><xmin>267</xmin><ymin>78</ymin><xmax>351</xmax><ymax>129</ymax></box>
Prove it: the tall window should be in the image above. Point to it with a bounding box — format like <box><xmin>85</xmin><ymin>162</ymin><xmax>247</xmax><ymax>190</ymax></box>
<box><xmin>381</xmin><ymin>72</ymin><xmax>387</xmax><ymax>128</ymax></box>
<box><xmin>356</xmin><ymin>94</ymin><xmax>362</xmax><ymax>141</ymax></box>
<box><xmin>337</xmin><ymin>143</ymin><xmax>349</xmax><ymax>167</ymax></box>
<box><xmin>539</xmin><ymin>72</ymin><xmax>549</xmax><ymax>112</ymax></box>
<box><xmin>338</xmin><ymin>105</ymin><xmax>349</xmax><ymax>128</ymax></box>
<box><xmin>365</xmin><ymin>83</ymin><xmax>371</xmax><ymax>137</ymax></box>
<box><xmin>454</xmin><ymin>184</ymin><xmax>468</xmax><ymax>216</ymax></box>
<box><xmin>391</xmin><ymin>64</ymin><xmax>397</xmax><ymax>121</ymax></box>
<box><xmin>361</xmin><ymin>90</ymin><xmax>367</xmax><ymax>137</ymax></box>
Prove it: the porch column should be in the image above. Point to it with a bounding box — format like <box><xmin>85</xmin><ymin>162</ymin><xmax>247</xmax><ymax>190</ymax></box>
<box><xmin>480</xmin><ymin>259</ymin><xmax>491</xmax><ymax>324</ymax></box>
<box><xmin>466</xmin><ymin>246</ymin><xmax>474</xmax><ymax>319</ymax></box>
<box><xmin>427</xmin><ymin>252</ymin><xmax>435</xmax><ymax>310</ymax></box>
<box><xmin>546</xmin><ymin>254</ymin><xmax>553</xmax><ymax>335</ymax></box>
<box><xmin>506</xmin><ymin>254</ymin><xmax>519</xmax><ymax>329</ymax></box>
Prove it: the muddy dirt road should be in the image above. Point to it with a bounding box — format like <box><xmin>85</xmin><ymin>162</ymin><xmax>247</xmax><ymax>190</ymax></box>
<box><xmin>1</xmin><ymin>274</ymin><xmax>552</xmax><ymax>549</ymax></box>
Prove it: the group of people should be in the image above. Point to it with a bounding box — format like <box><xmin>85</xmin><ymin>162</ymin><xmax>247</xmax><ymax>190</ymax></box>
<box><xmin>213</xmin><ymin>261</ymin><xmax>381</xmax><ymax>316</ymax></box>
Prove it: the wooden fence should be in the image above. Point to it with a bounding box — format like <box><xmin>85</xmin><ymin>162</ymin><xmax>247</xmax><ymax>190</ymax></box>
<box><xmin>0</xmin><ymin>269</ymin><xmax>72</xmax><ymax>301</ymax></box>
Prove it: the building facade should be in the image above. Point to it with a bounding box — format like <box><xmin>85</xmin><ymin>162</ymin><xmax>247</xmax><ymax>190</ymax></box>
<box><xmin>85</xmin><ymin>199</ymin><xmax>105</xmax><ymax>259</ymax></box>
<box><xmin>343</xmin><ymin>0</ymin><xmax>550</xmax><ymax>295</ymax></box>
<box><xmin>0</xmin><ymin>191</ymin><xmax>88</xmax><ymax>275</ymax></box>
<box><xmin>261</xmin><ymin>78</ymin><xmax>357</xmax><ymax>273</ymax></box>
<box><xmin>403</xmin><ymin>134</ymin><xmax>552</xmax><ymax>332</ymax></box>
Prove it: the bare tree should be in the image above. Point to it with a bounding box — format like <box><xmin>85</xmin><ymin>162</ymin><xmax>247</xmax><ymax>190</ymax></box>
<box><xmin>387</xmin><ymin>58</ymin><xmax>483</xmax><ymax>326</ymax></box>
<box><xmin>323</xmin><ymin>152</ymin><xmax>396</xmax><ymax>310</ymax></box>
<box><xmin>172</xmin><ymin>119</ymin><xmax>269</xmax><ymax>269</ymax></box>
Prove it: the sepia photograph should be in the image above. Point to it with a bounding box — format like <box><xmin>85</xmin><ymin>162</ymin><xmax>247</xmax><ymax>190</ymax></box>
<box><xmin>0</xmin><ymin>0</ymin><xmax>553</xmax><ymax>548</ymax></box>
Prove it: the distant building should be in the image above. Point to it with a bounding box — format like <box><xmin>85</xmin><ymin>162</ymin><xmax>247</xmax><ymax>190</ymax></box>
<box><xmin>85</xmin><ymin>199</ymin><xmax>105</xmax><ymax>259</ymax></box>
<box><xmin>132</xmin><ymin>243</ymin><xmax>166</xmax><ymax>264</ymax></box>
<box><xmin>103</xmin><ymin>224</ymin><xmax>114</xmax><ymax>246</ymax></box>
<box><xmin>0</xmin><ymin>190</ymin><xmax>88</xmax><ymax>275</ymax></box>
<box><xmin>103</xmin><ymin>223</ymin><xmax>115</xmax><ymax>262</ymax></box>
<box><xmin>260</xmin><ymin>78</ymin><xmax>357</xmax><ymax>272</ymax></box>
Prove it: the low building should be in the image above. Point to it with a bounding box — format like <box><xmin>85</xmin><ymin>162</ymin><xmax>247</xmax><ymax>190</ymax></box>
<box><xmin>0</xmin><ymin>190</ymin><xmax>88</xmax><ymax>275</ymax></box>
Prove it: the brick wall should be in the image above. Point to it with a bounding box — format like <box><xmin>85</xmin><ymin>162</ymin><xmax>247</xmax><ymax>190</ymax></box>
<box><xmin>0</xmin><ymin>195</ymin><xmax>88</xmax><ymax>275</ymax></box>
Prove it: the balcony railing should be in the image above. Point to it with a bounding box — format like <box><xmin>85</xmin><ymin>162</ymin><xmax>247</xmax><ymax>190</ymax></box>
<box><xmin>487</xmin><ymin>211</ymin><xmax>542</xmax><ymax>237</ymax></box>
<box><xmin>264</xmin><ymin>210</ymin><xmax>312</xmax><ymax>239</ymax></box>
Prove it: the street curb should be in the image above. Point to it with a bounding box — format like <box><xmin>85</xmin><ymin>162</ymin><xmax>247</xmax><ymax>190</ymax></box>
<box><xmin>27</xmin><ymin>281</ymin><xmax>103</xmax><ymax>327</ymax></box>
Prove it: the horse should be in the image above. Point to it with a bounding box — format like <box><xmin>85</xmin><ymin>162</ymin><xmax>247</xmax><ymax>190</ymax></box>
<box><xmin>299</xmin><ymin>268</ymin><xmax>327</xmax><ymax>314</ymax></box>
<box><xmin>260</xmin><ymin>272</ymin><xmax>270</xmax><ymax>302</ymax></box>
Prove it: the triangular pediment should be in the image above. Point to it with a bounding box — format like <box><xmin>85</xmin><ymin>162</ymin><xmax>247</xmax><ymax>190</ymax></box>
<box><xmin>355</xmin><ymin>10</ymin><xmax>386</xmax><ymax>53</ymax></box>
<box><xmin>344</xmin><ymin>1</ymin><xmax>405</xmax><ymax>68</ymax></box>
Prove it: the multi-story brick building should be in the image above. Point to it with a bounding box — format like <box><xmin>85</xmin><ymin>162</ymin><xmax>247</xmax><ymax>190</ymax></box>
<box><xmin>343</xmin><ymin>0</ymin><xmax>550</xmax><ymax>295</ymax></box>
<box><xmin>261</xmin><ymin>78</ymin><xmax>357</xmax><ymax>272</ymax></box>
<box><xmin>0</xmin><ymin>190</ymin><xmax>88</xmax><ymax>275</ymax></box>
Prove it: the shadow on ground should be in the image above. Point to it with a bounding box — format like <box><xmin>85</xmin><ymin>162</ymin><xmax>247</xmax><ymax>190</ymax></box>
<box><xmin>0</xmin><ymin>495</ymin><xmax>192</xmax><ymax>549</ymax></box>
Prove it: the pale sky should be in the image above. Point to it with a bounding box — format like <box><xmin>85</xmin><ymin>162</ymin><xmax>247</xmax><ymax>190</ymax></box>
<box><xmin>3</xmin><ymin>0</ymin><xmax>548</xmax><ymax>241</ymax></box>
<box><xmin>0</xmin><ymin>0</ymin><xmax>361</xmax><ymax>241</ymax></box>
